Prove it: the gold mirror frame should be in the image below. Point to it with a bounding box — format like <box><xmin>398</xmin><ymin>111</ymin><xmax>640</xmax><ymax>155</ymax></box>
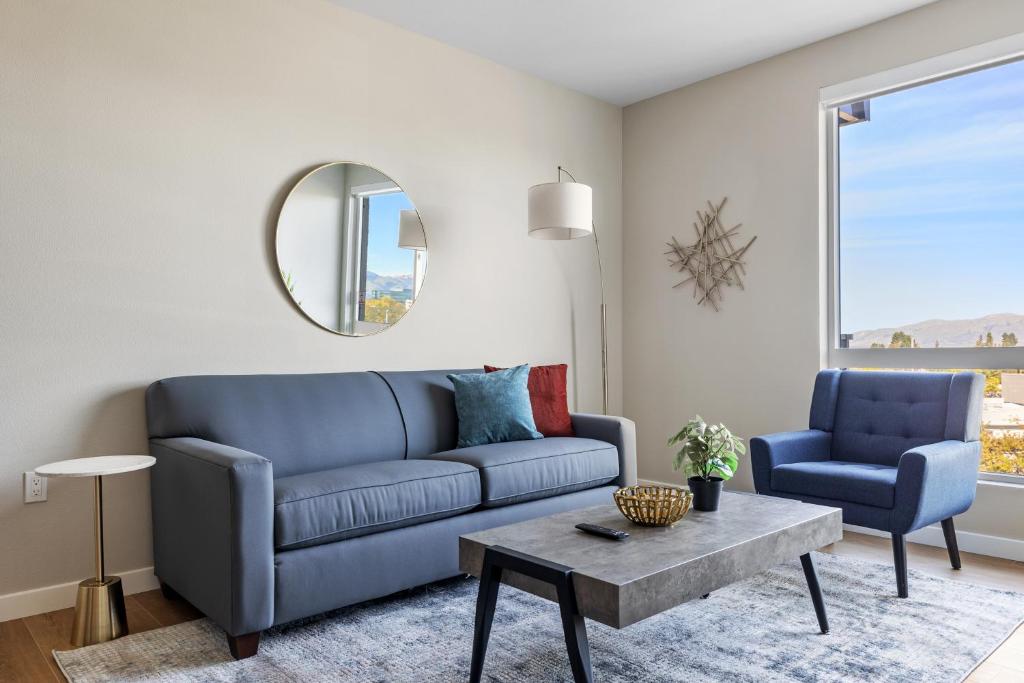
<box><xmin>274</xmin><ymin>161</ymin><xmax>428</xmax><ymax>337</ymax></box>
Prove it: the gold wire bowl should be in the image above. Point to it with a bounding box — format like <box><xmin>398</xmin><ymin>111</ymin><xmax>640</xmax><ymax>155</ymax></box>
<box><xmin>613</xmin><ymin>485</ymin><xmax>693</xmax><ymax>527</ymax></box>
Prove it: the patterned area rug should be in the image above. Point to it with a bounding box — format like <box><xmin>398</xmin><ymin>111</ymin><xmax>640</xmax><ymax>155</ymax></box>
<box><xmin>54</xmin><ymin>553</ymin><xmax>1023</xmax><ymax>682</ymax></box>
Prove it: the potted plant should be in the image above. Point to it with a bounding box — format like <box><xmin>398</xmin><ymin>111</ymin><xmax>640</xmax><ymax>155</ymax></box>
<box><xmin>668</xmin><ymin>416</ymin><xmax>744</xmax><ymax>512</ymax></box>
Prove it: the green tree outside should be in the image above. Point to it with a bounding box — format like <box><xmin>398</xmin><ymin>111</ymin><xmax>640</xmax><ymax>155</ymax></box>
<box><xmin>889</xmin><ymin>331</ymin><xmax>914</xmax><ymax>348</ymax></box>
<box><xmin>982</xmin><ymin>430</ymin><xmax>1024</xmax><ymax>476</ymax></box>
<box><xmin>364</xmin><ymin>295</ymin><xmax>407</xmax><ymax>325</ymax></box>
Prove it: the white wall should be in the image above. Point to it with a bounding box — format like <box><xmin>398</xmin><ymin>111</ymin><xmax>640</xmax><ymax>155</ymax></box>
<box><xmin>0</xmin><ymin>0</ymin><xmax>622</xmax><ymax>597</ymax></box>
<box><xmin>623</xmin><ymin>0</ymin><xmax>1024</xmax><ymax>543</ymax></box>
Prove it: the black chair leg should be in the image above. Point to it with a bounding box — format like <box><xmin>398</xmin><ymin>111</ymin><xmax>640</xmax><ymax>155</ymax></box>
<box><xmin>941</xmin><ymin>518</ymin><xmax>962</xmax><ymax>570</ymax></box>
<box><xmin>892</xmin><ymin>534</ymin><xmax>908</xmax><ymax>598</ymax></box>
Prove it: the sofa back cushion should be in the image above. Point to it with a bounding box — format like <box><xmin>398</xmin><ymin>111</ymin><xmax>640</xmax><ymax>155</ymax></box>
<box><xmin>373</xmin><ymin>369</ymin><xmax>479</xmax><ymax>458</ymax></box>
<box><xmin>831</xmin><ymin>371</ymin><xmax>951</xmax><ymax>467</ymax></box>
<box><xmin>146</xmin><ymin>372</ymin><xmax>405</xmax><ymax>478</ymax></box>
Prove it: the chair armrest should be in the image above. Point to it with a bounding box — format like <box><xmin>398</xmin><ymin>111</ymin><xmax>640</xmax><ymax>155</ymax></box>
<box><xmin>892</xmin><ymin>440</ymin><xmax>980</xmax><ymax>534</ymax></box>
<box><xmin>571</xmin><ymin>413</ymin><xmax>637</xmax><ymax>487</ymax></box>
<box><xmin>150</xmin><ymin>437</ymin><xmax>275</xmax><ymax>636</ymax></box>
<box><xmin>749</xmin><ymin>430</ymin><xmax>832</xmax><ymax>494</ymax></box>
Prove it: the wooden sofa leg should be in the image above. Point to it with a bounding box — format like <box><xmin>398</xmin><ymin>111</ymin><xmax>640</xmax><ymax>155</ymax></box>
<box><xmin>941</xmin><ymin>518</ymin><xmax>962</xmax><ymax>570</ymax></box>
<box><xmin>892</xmin><ymin>534</ymin><xmax>909</xmax><ymax>598</ymax></box>
<box><xmin>227</xmin><ymin>631</ymin><xmax>261</xmax><ymax>659</ymax></box>
<box><xmin>159</xmin><ymin>580</ymin><xmax>180</xmax><ymax>601</ymax></box>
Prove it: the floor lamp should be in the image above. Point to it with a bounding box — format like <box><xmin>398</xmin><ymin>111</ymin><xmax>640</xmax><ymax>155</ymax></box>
<box><xmin>528</xmin><ymin>166</ymin><xmax>608</xmax><ymax>415</ymax></box>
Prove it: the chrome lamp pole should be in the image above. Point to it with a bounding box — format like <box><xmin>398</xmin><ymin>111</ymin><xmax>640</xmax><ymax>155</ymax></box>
<box><xmin>527</xmin><ymin>166</ymin><xmax>608</xmax><ymax>415</ymax></box>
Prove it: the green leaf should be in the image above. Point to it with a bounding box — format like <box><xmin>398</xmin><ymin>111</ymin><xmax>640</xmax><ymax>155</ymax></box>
<box><xmin>667</xmin><ymin>415</ymin><xmax>743</xmax><ymax>482</ymax></box>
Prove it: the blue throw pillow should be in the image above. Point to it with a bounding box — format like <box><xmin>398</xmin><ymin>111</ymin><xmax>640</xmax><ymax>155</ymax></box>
<box><xmin>447</xmin><ymin>365</ymin><xmax>543</xmax><ymax>448</ymax></box>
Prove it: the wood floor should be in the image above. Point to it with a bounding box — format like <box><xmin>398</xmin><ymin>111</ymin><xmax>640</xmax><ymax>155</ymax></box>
<box><xmin>0</xmin><ymin>590</ymin><xmax>203</xmax><ymax>682</ymax></box>
<box><xmin>1</xmin><ymin>532</ymin><xmax>1021</xmax><ymax>682</ymax></box>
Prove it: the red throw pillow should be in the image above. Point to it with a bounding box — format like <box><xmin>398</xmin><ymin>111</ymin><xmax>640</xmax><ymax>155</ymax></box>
<box><xmin>484</xmin><ymin>364</ymin><xmax>575</xmax><ymax>437</ymax></box>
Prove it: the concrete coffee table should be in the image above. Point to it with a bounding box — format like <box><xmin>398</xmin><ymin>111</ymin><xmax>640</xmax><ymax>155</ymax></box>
<box><xmin>459</xmin><ymin>492</ymin><xmax>842</xmax><ymax>682</ymax></box>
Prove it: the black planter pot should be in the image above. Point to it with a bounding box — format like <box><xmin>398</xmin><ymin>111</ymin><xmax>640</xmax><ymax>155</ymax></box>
<box><xmin>688</xmin><ymin>476</ymin><xmax>724</xmax><ymax>512</ymax></box>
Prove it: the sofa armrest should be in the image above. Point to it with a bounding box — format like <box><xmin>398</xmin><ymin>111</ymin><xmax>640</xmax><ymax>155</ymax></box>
<box><xmin>571</xmin><ymin>413</ymin><xmax>637</xmax><ymax>487</ymax></box>
<box><xmin>749</xmin><ymin>430</ymin><xmax>832</xmax><ymax>494</ymax></box>
<box><xmin>892</xmin><ymin>440</ymin><xmax>980</xmax><ymax>534</ymax></box>
<box><xmin>150</xmin><ymin>437</ymin><xmax>275</xmax><ymax>636</ymax></box>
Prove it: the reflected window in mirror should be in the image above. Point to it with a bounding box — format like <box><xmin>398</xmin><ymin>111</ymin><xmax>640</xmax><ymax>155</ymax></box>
<box><xmin>276</xmin><ymin>162</ymin><xmax>427</xmax><ymax>336</ymax></box>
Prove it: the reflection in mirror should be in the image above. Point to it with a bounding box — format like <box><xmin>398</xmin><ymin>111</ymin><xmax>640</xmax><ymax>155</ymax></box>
<box><xmin>276</xmin><ymin>162</ymin><xmax>427</xmax><ymax>336</ymax></box>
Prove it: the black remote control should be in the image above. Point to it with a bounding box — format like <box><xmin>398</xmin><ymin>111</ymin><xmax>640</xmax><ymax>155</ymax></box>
<box><xmin>575</xmin><ymin>523</ymin><xmax>629</xmax><ymax>540</ymax></box>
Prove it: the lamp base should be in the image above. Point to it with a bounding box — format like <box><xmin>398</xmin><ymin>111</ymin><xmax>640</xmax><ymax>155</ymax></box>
<box><xmin>71</xmin><ymin>576</ymin><xmax>127</xmax><ymax>646</ymax></box>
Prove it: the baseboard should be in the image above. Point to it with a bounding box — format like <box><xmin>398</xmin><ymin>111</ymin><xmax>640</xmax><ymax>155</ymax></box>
<box><xmin>843</xmin><ymin>524</ymin><xmax>1024</xmax><ymax>563</ymax></box>
<box><xmin>637</xmin><ymin>479</ymin><xmax>1024</xmax><ymax>563</ymax></box>
<box><xmin>0</xmin><ymin>566</ymin><xmax>159</xmax><ymax>623</ymax></box>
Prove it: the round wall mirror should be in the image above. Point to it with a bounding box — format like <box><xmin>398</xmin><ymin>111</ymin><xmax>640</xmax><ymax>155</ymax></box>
<box><xmin>276</xmin><ymin>162</ymin><xmax>427</xmax><ymax>336</ymax></box>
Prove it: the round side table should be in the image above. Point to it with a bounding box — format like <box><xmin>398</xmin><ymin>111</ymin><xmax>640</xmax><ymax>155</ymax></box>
<box><xmin>36</xmin><ymin>455</ymin><xmax>155</xmax><ymax>646</ymax></box>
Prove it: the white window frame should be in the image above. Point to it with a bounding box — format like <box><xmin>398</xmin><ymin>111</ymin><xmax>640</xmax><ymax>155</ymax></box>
<box><xmin>821</xmin><ymin>33</ymin><xmax>1024</xmax><ymax>484</ymax></box>
<box><xmin>341</xmin><ymin>181</ymin><xmax>400</xmax><ymax>335</ymax></box>
<box><xmin>822</xmin><ymin>32</ymin><xmax>1024</xmax><ymax>370</ymax></box>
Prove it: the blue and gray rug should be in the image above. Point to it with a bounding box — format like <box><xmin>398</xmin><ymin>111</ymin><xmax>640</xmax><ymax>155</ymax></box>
<box><xmin>54</xmin><ymin>552</ymin><xmax>1023</xmax><ymax>682</ymax></box>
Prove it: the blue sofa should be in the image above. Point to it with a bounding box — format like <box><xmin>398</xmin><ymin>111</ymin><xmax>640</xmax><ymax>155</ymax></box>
<box><xmin>145</xmin><ymin>369</ymin><xmax>636</xmax><ymax>658</ymax></box>
<box><xmin>751</xmin><ymin>369</ymin><xmax>983</xmax><ymax>598</ymax></box>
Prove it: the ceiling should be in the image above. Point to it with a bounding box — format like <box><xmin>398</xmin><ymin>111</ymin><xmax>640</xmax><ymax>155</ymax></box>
<box><xmin>330</xmin><ymin>0</ymin><xmax>937</xmax><ymax>105</ymax></box>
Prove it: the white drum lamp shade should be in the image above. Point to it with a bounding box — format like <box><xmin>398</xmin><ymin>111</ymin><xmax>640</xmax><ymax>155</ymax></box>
<box><xmin>398</xmin><ymin>210</ymin><xmax>426</xmax><ymax>250</ymax></box>
<box><xmin>528</xmin><ymin>182</ymin><xmax>593</xmax><ymax>240</ymax></box>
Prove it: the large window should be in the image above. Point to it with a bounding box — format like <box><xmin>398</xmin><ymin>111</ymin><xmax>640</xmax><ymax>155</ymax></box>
<box><xmin>835</xmin><ymin>58</ymin><xmax>1024</xmax><ymax>351</ymax></box>
<box><xmin>824</xmin><ymin>37</ymin><xmax>1024</xmax><ymax>481</ymax></box>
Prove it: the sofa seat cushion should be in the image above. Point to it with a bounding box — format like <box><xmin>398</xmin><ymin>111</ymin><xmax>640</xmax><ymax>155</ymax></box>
<box><xmin>771</xmin><ymin>460</ymin><xmax>898</xmax><ymax>509</ymax></box>
<box><xmin>273</xmin><ymin>460</ymin><xmax>481</xmax><ymax>550</ymax></box>
<box><xmin>425</xmin><ymin>437</ymin><xmax>618</xmax><ymax>508</ymax></box>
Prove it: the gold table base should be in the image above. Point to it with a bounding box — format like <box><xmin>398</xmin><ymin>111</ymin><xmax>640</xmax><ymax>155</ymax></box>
<box><xmin>72</xmin><ymin>576</ymin><xmax>127</xmax><ymax>646</ymax></box>
<box><xmin>71</xmin><ymin>475</ymin><xmax>130</xmax><ymax>646</ymax></box>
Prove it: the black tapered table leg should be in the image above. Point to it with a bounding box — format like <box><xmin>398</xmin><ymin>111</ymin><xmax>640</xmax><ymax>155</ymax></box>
<box><xmin>469</xmin><ymin>557</ymin><xmax>503</xmax><ymax>683</ymax></box>
<box><xmin>799</xmin><ymin>553</ymin><xmax>829</xmax><ymax>634</ymax></box>
<box><xmin>941</xmin><ymin>518</ymin><xmax>962</xmax><ymax>570</ymax></box>
<box><xmin>556</xmin><ymin>580</ymin><xmax>593</xmax><ymax>683</ymax></box>
<box><xmin>892</xmin><ymin>534</ymin><xmax>909</xmax><ymax>598</ymax></box>
<box><xmin>468</xmin><ymin>546</ymin><xmax>593</xmax><ymax>683</ymax></box>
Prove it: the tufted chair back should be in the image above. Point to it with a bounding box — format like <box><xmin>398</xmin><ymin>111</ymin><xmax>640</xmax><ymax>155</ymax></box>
<box><xmin>809</xmin><ymin>370</ymin><xmax>984</xmax><ymax>467</ymax></box>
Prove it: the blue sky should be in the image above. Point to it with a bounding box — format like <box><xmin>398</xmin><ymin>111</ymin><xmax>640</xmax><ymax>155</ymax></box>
<box><xmin>366</xmin><ymin>191</ymin><xmax>415</xmax><ymax>277</ymax></box>
<box><xmin>839</xmin><ymin>58</ymin><xmax>1024</xmax><ymax>333</ymax></box>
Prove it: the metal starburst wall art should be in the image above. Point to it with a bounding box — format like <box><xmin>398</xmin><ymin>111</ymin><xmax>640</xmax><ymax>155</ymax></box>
<box><xmin>665</xmin><ymin>197</ymin><xmax>756</xmax><ymax>311</ymax></box>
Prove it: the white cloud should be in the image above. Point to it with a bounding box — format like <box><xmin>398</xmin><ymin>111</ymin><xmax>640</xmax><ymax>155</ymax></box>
<box><xmin>841</xmin><ymin>116</ymin><xmax>1024</xmax><ymax>179</ymax></box>
<box><xmin>841</xmin><ymin>238</ymin><xmax>931</xmax><ymax>249</ymax></box>
<box><xmin>840</xmin><ymin>178</ymin><xmax>1024</xmax><ymax>220</ymax></box>
<box><xmin>881</xmin><ymin>78</ymin><xmax>1024</xmax><ymax>114</ymax></box>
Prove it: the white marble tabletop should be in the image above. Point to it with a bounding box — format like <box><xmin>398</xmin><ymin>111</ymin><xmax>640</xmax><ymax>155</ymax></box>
<box><xmin>35</xmin><ymin>455</ymin><xmax>155</xmax><ymax>478</ymax></box>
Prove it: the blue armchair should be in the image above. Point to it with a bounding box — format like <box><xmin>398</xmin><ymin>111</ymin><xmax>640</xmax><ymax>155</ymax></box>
<box><xmin>751</xmin><ymin>369</ymin><xmax>983</xmax><ymax>597</ymax></box>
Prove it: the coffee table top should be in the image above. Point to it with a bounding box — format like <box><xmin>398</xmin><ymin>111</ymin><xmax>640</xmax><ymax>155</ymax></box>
<box><xmin>460</xmin><ymin>492</ymin><xmax>842</xmax><ymax>628</ymax></box>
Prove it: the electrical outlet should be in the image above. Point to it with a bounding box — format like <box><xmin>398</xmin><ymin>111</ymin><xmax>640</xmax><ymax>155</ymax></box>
<box><xmin>24</xmin><ymin>471</ymin><xmax>46</xmax><ymax>503</ymax></box>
